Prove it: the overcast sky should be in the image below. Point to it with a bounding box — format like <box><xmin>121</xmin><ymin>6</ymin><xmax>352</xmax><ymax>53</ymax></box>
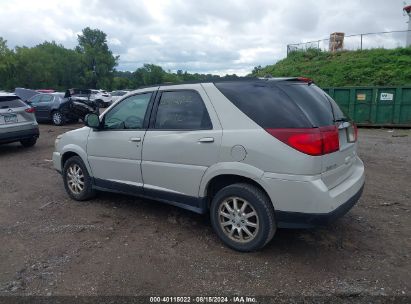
<box><xmin>0</xmin><ymin>0</ymin><xmax>408</xmax><ymax>75</ymax></box>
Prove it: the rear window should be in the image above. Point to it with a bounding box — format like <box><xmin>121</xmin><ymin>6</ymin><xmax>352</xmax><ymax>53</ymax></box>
<box><xmin>278</xmin><ymin>83</ymin><xmax>336</xmax><ymax>127</ymax></box>
<box><xmin>323</xmin><ymin>92</ymin><xmax>347</xmax><ymax>121</ymax></box>
<box><xmin>215</xmin><ymin>81</ymin><xmax>344</xmax><ymax>128</ymax></box>
<box><xmin>215</xmin><ymin>81</ymin><xmax>312</xmax><ymax>128</ymax></box>
<box><xmin>0</xmin><ymin>96</ymin><xmax>27</xmax><ymax>108</ymax></box>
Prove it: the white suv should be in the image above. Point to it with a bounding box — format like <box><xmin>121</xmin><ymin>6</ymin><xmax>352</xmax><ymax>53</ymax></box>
<box><xmin>53</xmin><ymin>78</ymin><xmax>365</xmax><ymax>251</ymax></box>
<box><xmin>90</xmin><ymin>90</ymin><xmax>112</xmax><ymax>107</ymax></box>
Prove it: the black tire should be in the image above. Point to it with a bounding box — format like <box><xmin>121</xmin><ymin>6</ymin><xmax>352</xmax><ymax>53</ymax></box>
<box><xmin>51</xmin><ymin>110</ymin><xmax>65</xmax><ymax>126</ymax></box>
<box><xmin>62</xmin><ymin>156</ymin><xmax>96</xmax><ymax>201</ymax></box>
<box><xmin>20</xmin><ymin>137</ymin><xmax>37</xmax><ymax>147</ymax></box>
<box><xmin>210</xmin><ymin>183</ymin><xmax>276</xmax><ymax>252</ymax></box>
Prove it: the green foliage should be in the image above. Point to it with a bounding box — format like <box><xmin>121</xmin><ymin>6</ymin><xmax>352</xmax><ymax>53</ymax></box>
<box><xmin>0</xmin><ymin>28</ymin><xmax>119</xmax><ymax>91</ymax></box>
<box><xmin>0</xmin><ymin>29</ymin><xmax>239</xmax><ymax>92</ymax></box>
<box><xmin>76</xmin><ymin>27</ymin><xmax>118</xmax><ymax>89</ymax></box>
<box><xmin>252</xmin><ymin>48</ymin><xmax>411</xmax><ymax>87</ymax></box>
<box><xmin>0</xmin><ymin>38</ymin><xmax>14</xmax><ymax>89</ymax></box>
<box><xmin>12</xmin><ymin>42</ymin><xmax>83</xmax><ymax>89</ymax></box>
<box><xmin>111</xmin><ymin>66</ymin><xmax>240</xmax><ymax>90</ymax></box>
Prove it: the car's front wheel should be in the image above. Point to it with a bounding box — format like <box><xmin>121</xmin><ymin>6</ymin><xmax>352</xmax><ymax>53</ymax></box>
<box><xmin>210</xmin><ymin>183</ymin><xmax>276</xmax><ymax>252</ymax></box>
<box><xmin>62</xmin><ymin>156</ymin><xmax>95</xmax><ymax>201</ymax></box>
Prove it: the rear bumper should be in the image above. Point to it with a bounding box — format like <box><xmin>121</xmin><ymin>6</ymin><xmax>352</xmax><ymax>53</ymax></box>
<box><xmin>275</xmin><ymin>184</ymin><xmax>364</xmax><ymax>228</ymax></box>
<box><xmin>0</xmin><ymin>126</ymin><xmax>39</xmax><ymax>144</ymax></box>
<box><xmin>260</xmin><ymin>156</ymin><xmax>365</xmax><ymax>228</ymax></box>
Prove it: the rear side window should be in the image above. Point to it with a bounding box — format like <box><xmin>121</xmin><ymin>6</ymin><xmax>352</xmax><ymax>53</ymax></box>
<box><xmin>154</xmin><ymin>91</ymin><xmax>212</xmax><ymax>130</ymax></box>
<box><xmin>215</xmin><ymin>81</ymin><xmax>311</xmax><ymax>128</ymax></box>
<box><xmin>0</xmin><ymin>97</ymin><xmax>27</xmax><ymax>108</ymax></box>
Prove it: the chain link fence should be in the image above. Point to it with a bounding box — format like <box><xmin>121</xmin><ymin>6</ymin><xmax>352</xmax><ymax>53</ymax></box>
<box><xmin>287</xmin><ymin>30</ymin><xmax>411</xmax><ymax>55</ymax></box>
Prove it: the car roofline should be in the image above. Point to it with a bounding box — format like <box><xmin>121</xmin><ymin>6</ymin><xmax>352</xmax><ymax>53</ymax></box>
<box><xmin>0</xmin><ymin>92</ymin><xmax>18</xmax><ymax>98</ymax></box>
<box><xmin>130</xmin><ymin>77</ymin><xmax>309</xmax><ymax>91</ymax></box>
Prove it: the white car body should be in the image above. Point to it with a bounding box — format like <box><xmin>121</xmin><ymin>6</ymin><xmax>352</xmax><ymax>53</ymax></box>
<box><xmin>53</xmin><ymin>79</ymin><xmax>365</xmax><ymax>250</ymax></box>
<box><xmin>91</xmin><ymin>90</ymin><xmax>112</xmax><ymax>107</ymax></box>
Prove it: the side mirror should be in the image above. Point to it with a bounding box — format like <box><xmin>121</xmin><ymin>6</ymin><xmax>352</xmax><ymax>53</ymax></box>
<box><xmin>85</xmin><ymin>113</ymin><xmax>100</xmax><ymax>129</ymax></box>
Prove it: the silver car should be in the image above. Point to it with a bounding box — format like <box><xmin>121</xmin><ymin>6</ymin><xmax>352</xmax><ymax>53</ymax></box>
<box><xmin>0</xmin><ymin>92</ymin><xmax>39</xmax><ymax>147</ymax></box>
<box><xmin>53</xmin><ymin>78</ymin><xmax>365</xmax><ymax>251</ymax></box>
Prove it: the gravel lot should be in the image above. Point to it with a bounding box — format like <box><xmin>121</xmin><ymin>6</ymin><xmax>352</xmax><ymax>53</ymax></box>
<box><xmin>0</xmin><ymin>123</ymin><xmax>410</xmax><ymax>299</ymax></box>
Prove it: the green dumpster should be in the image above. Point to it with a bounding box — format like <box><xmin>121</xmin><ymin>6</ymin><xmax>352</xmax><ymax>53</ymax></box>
<box><xmin>323</xmin><ymin>86</ymin><xmax>411</xmax><ymax>127</ymax></box>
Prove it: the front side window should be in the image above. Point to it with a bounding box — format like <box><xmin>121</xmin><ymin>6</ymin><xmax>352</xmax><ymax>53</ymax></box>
<box><xmin>103</xmin><ymin>93</ymin><xmax>152</xmax><ymax>130</ymax></box>
<box><xmin>154</xmin><ymin>90</ymin><xmax>212</xmax><ymax>130</ymax></box>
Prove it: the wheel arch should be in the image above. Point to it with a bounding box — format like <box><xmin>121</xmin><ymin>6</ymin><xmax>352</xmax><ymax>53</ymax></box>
<box><xmin>199</xmin><ymin>163</ymin><xmax>275</xmax><ymax>210</ymax></box>
<box><xmin>60</xmin><ymin>145</ymin><xmax>93</xmax><ymax>177</ymax></box>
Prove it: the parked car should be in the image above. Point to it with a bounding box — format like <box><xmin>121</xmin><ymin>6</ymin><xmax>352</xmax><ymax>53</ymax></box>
<box><xmin>0</xmin><ymin>92</ymin><xmax>39</xmax><ymax>147</ymax></box>
<box><xmin>110</xmin><ymin>90</ymin><xmax>128</xmax><ymax>103</ymax></box>
<box><xmin>90</xmin><ymin>90</ymin><xmax>112</xmax><ymax>107</ymax></box>
<box><xmin>62</xmin><ymin>89</ymin><xmax>99</xmax><ymax>122</ymax></box>
<box><xmin>53</xmin><ymin>78</ymin><xmax>365</xmax><ymax>251</ymax></box>
<box><xmin>28</xmin><ymin>93</ymin><xmax>68</xmax><ymax>125</ymax></box>
<box><xmin>28</xmin><ymin>90</ymin><xmax>99</xmax><ymax>126</ymax></box>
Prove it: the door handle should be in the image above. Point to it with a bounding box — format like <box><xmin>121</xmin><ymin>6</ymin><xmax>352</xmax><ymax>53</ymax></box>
<box><xmin>129</xmin><ymin>137</ymin><xmax>141</xmax><ymax>142</ymax></box>
<box><xmin>198</xmin><ymin>137</ymin><xmax>214</xmax><ymax>143</ymax></box>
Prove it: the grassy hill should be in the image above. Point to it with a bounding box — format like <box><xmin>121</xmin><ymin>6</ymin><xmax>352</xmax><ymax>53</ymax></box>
<box><xmin>252</xmin><ymin>47</ymin><xmax>411</xmax><ymax>87</ymax></box>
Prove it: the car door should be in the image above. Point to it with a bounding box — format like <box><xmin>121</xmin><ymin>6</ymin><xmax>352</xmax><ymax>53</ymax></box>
<box><xmin>36</xmin><ymin>94</ymin><xmax>54</xmax><ymax>119</ymax></box>
<box><xmin>86</xmin><ymin>90</ymin><xmax>157</xmax><ymax>193</ymax></box>
<box><xmin>142</xmin><ymin>85</ymin><xmax>222</xmax><ymax>203</ymax></box>
<box><xmin>28</xmin><ymin>94</ymin><xmax>42</xmax><ymax>120</ymax></box>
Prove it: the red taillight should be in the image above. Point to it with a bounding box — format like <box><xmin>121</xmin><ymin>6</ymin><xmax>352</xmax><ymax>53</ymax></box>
<box><xmin>320</xmin><ymin>126</ymin><xmax>340</xmax><ymax>154</ymax></box>
<box><xmin>265</xmin><ymin>126</ymin><xmax>339</xmax><ymax>156</ymax></box>
<box><xmin>353</xmin><ymin>123</ymin><xmax>358</xmax><ymax>141</ymax></box>
<box><xmin>25</xmin><ymin>107</ymin><xmax>35</xmax><ymax>113</ymax></box>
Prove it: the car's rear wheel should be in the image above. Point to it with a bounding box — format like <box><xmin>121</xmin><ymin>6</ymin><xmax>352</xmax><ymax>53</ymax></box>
<box><xmin>210</xmin><ymin>183</ymin><xmax>276</xmax><ymax>252</ymax></box>
<box><xmin>20</xmin><ymin>137</ymin><xmax>37</xmax><ymax>147</ymax></box>
<box><xmin>51</xmin><ymin>111</ymin><xmax>65</xmax><ymax>126</ymax></box>
<box><xmin>63</xmin><ymin>156</ymin><xmax>95</xmax><ymax>201</ymax></box>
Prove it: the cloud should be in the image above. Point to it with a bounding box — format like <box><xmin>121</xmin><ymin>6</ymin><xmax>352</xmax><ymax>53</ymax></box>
<box><xmin>0</xmin><ymin>0</ymin><xmax>407</xmax><ymax>75</ymax></box>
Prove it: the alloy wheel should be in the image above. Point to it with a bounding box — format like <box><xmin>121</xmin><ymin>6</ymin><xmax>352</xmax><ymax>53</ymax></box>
<box><xmin>66</xmin><ymin>164</ymin><xmax>84</xmax><ymax>194</ymax></box>
<box><xmin>52</xmin><ymin>112</ymin><xmax>62</xmax><ymax>125</ymax></box>
<box><xmin>218</xmin><ymin>196</ymin><xmax>259</xmax><ymax>243</ymax></box>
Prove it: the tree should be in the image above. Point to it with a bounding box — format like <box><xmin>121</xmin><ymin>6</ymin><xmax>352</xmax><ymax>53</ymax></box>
<box><xmin>132</xmin><ymin>64</ymin><xmax>165</xmax><ymax>87</ymax></box>
<box><xmin>76</xmin><ymin>27</ymin><xmax>118</xmax><ymax>89</ymax></box>
<box><xmin>10</xmin><ymin>42</ymin><xmax>83</xmax><ymax>90</ymax></box>
<box><xmin>251</xmin><ymin>65</ymin><xmax>262</xmax><ymax>75</ymax></box>
<box><xmin>0</xmin><ymin>37</ymin><xmax>15</xmax><ymax>90</ymax></box>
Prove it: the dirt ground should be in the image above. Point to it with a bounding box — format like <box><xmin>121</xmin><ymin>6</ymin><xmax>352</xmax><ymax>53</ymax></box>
<box><xmin>0</xmin><ymin>123</ymin><xmax>410</xmax><ymax>299</ymax></box>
